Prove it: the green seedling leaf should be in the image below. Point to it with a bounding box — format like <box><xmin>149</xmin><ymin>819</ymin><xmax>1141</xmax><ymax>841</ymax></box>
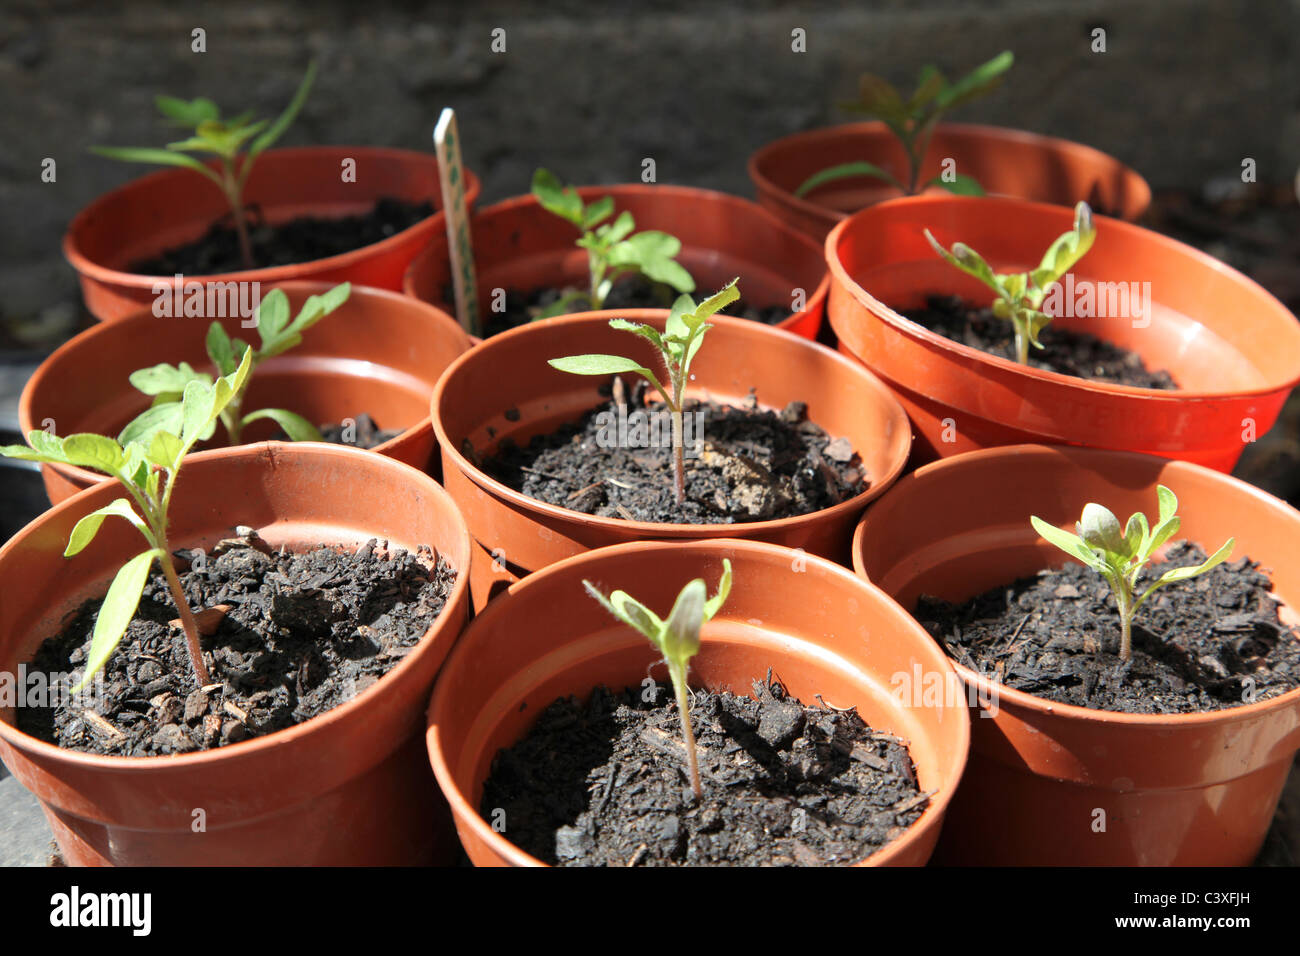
<box><xmin>1033</xmin><ymin>487</ymin><xmax>1236</xmax><ymax>662</ymax></box>
<box><xmin>146</xmin><ymin>430</ymin><xmax>184</xmax><ymax>470</ymax></box>
<box><xmin>248</xmin><ymin>60</ymin><xmax>317</xmax><ymax>158</ymax></box>
<box><xmin>64</xmin><ymin>498</ymin><xmax>149</xmax><ymax>558</ymax></box>
<box><xmin>74</xmin><ymin>548</ymin><xmax>163</xmax><ymax>692</ymax></box>
<box><xmin>1151</xmin><ymin>538</ymin><xmax>1234</xmax><ymax>587</ymax></box>
<box><xmin>255</xmin><ymin>288</ymin><xmax>292</xmax><ymax>347</ymax></box>
<box><xmin>1078</xmin><ymin>502</ymin><xmax>1126</xmax><ymax>556</ymax></box>
<box><xmin>61</xmin><ymin>434</ymin><xmax>126</xmax><ymax>476</ymax></box>
<box><xmin>206</xmin><ymin>323</ymin><xmax>236</xmax><ymax>376</ymax></box>
<box><xmin>240</xmin><ymin>407</ymin><xmax>323</xmax><ymax>442</ymax></box>
<box><xmin>1030</xmin><ymin>516</ymin><xmax>1106</xmax><ymax>571</ymax></box>
<box><xmin>934</xmin><ymin>50</ymin><xmax>1014</xmax><ymax>109</ymax></box>
<box><xmin>661</xmin><ymin>579</ymin><xmax>706</xmax><ymax>662</ymax></box>
<box><xmin>583</xmin><ymin>195</ymin><xmax>615</xmax><ymax>229</ymax></box>
<box><xmin>601</xmin><ymin>210</ymin><xmax>636</xmax><ymax>244</ymax></box>
<box><xmin>548</xmin><ymin>354</ymin><xmax>661</xmax><ymax>381</ymax></box>
<box><xmin>119</xmin><ymin>402</ymin><xmax>187</xmax><ymax>447</ymax></box>
<box><xmin>795</xmin><ymin>161</ymin><xmax>903</xmax><ymax>198</ymax></box>
<box><xmin>129</xmin><ymin>362</ymin><xmax>210</xmax><ymax>396</ymax></box>
<box><xmin>155</xmin><ymin>95</ymin><xmax>220</xmax><ymax>127</ymax></box>
<box><xmin>550</xmin><ymin>283</ymin><xmax>738</xmax><ymax>504</ymax></box>
<box><xmin>929</xmin><ymin>203</ymin><xmax>1096</xmax><ymax>365</ymax></box>
<box><xmin>1</xmin><ymin>429</ymin><xmax>71</xmax><ymax>464</ymax></box>
<box><xmin>532</xmin><ymin>169</ymin><xmax>694</xmax><ymax>309</ymax></box>
<box><xmin>928</xmin><ymin>173</ymin><xmax>985</xmax><ymax>196</ymax></box>
<box><xmin>531</xmin><ymin>168</ymin><xmax>584</xmax><ymax>225</ymax></box>
<box><xmin>583</xmin><ymin>561</ymin><xmax>732</xmax><ymax>799</ymax></box>
<box><xmin>89</xmin><ymin>146</ymin><xmax>222</xmax><ymax>184</ymax></box>
<box><xmin>608</xmin><ymin>318</ymin><xmax>665</xmax><ymax>352</ymax></box>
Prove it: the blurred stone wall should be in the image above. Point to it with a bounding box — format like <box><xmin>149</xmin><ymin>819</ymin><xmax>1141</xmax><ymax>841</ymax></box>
<box><xmin>1</xmin><ymin>0</ymin><xmax>1296</xmax><ymax>333</ymax></box>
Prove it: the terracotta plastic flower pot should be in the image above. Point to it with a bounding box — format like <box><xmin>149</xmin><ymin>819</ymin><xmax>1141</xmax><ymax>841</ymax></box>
<box><xmin>826</xmin><ymin>195</ymin><xmax>1300</xmax><ymax>472</ymax></box>
<box><xmin>0</xmin><ymin>442</ymin><xmax>473</xmax><ymax>866</ymax></box>
<box><xmin>402</xmin><ymin>184</ymin><xmax>828</xmax><ymax>341</ymax></box>
<box><xmin>21</xmin><ymin>281</ymin><xmax>470</xmax><ymax>505</ymax></box>
<box><xmin>852</xmin><ymin>443</ymin><xmax>1300</xmax><ymax>866</ymax></box>
<box><xmin>65</xmin><ymin>146</ymin><xmax>481</xmax><ymax>322</ymax></box>
<box><xmin>426</xmin><ymin>538</ymin><xmax>970</xmax><ymax>866</ymax></box>
<box><xmin>749</xmin><ymin>121</ymin><xmax>1151</xmax><ymax>242</ymax></box>
<box><xmin>430</xmin><ymin>309</ymin><xmax>911</xmax><ymax>610</ymax></box>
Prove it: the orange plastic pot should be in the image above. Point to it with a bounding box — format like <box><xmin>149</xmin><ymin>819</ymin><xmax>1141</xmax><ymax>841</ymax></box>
<box><xmin>431</xmin><ymin>309</ymin><xmax>911</xmax><ymax>610</ymax></box>
<box><xmin>0</xmin><ymin>442</ymin><xmax>473</xmax><ymax>866</ymax></box>
<box><xmin>427</xmin><ymin>538</ymin><xmax>969</xmax><ymax>866</ymax></box>
<box><xmin>749</xmin><ymin>121</ymin><xmax>1151</xmax><ymax>242</ymax></box>
<box><xmin>21</xmin><ymin>281</ymin><xmax>470</xmax><ymax>505</ymax></box>
<box><xmin>827</xmin><ymin>195</ymin><xmax>1300</xmax><ymax>472</ymax></box>
<box><xmin>65</xmin><ymin>146</ymin><xmax>481</xmax><ymax>321</ymax></box>
<box><xmin>402</xmin><ymin>184</ymin><xmax>828</xmax><ymax>341</ymax></box>
<box><xmin>853</xmin><ymin>444</ymin><xmax>1300</xmax><ymax>865</ymax></box>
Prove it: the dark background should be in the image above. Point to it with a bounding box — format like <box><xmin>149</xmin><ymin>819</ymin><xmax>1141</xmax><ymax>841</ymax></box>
<box><xmin>1</xmin><ymin>0</ymin><xmax>1298</xmax><ymax>340</ymax></box>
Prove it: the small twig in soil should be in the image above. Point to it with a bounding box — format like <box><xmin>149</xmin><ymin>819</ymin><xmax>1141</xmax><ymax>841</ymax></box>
<box><xmin>520</xmin><ymin>465</ymin><xmax>571</xmax><ymax>484</ymax></box>
<box><xmin>814</xmin><ymin>693</ymin><xmax>857</xmax><ymax>713</ymax></box>
<box><xmin>614</xmin><ymin>504</ymin><xmax>636</xmax><ymax>521</ymax></box>
<box><xmin>565</xmin><ymin>481</ymin><xmax>604</xmax><ymax>501</ymax></box>
<box><xmin>893</xmin><ymin>790</ymin><xmax>935</xmax><ymax>814</ymax></box>
<box><xmin>605</xmin><ymin>477</ymin><xmax>635</xmax><ymax>490</ymax></box>
<box><xmin>594</xmin><ymin>761</ymin><xmax>620</xmax><ymax>819</ymax></box>
<box><xmin>830</xmin><ymin>737</ymin><xmax>893</xmax><ymax>772</ymax></box>
<box><xmin>626</xmin><ymin>843</ymin><xmax>649</xmax><ymax>867</ymax></box>
<box><xmin>83</xmin><ymin>710</ymin><xmax>125</xmax><ymax>742</ymax></box>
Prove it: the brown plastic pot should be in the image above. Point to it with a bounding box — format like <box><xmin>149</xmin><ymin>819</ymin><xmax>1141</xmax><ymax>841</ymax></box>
<box><xmin>749</xmin><ymin>121</ymin><xmax>1151</xmax><ymax>242</ymax></box>
<box><xmin>402</xmin><ymin>184</ymin><xmax>829</xmax><ymax>341</ymax></box>
<box><xmin>65</xmin><ymin>146</ymin><xmax>481</xmax><ymax>322</ymax></box>
<box><xmin>853</xmin><ymin>443</ymin><xmax>1300</xmax><ymax>866</ymax></box>
<box><xmin>430</xmin><ymin>309</ymin><xmax>911</xmax><ymax>610</ymax></box>
<box><xmin>21</xmin><ymin>281</ymin><xmax>470</xmax><ymax>505</ymax></box>
<box><xmin>0</xmin><ymin>442</ymin><xmax>473</xmax><ymax>866</ymax></box>
<box><xmin>827</xmin><ymin>195</ymin><xmax>1300</xmax><ymax>472</ymax></box>
<box><xmin>427</xmin><ymin>538</ymin><xmax>970</xmax><ymax>866</ymax></box>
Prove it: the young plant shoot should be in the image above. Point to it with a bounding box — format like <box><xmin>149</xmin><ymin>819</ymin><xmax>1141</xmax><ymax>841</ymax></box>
<box><xmin>530</xmin><ymin>168</ymin><xmax>695</xmax><ymax>316</ymax></box>
<box><xmin>122</xmin><ymin>282</ymin><xmax>351</xmax><ymax>446</ymax></box>
<box><xmin>1031</xmin><ymin>485</ymin><xmax>1234</xmax><ymax>662</ymax></box>
<box><xmin>796</xmin><ymin>51</ymin><xmax>1013</xmax><ymax>199</ymax></box>
<box><xmin>92</xmin><ymin>61</ymin><xmax>317</xmax><ymax>270</ymax></box>
<box><xmin>0</xmin><ymin>350</ymin><xmax>255</xmax><ymax>691</ymax></box>
<box><xmin>583</xmin><ymin>559</ymin><xmax>732</xmax><ymax>800</ymax></box>
<box><xmin>548</xmin><ymin>280</ymin><xmax>740</xmax><ymax>505</ymax></box>
<box><xmin>925</xmin><ymin>200</ymin><xmax>1096</xmax><ymax>365</ymax></box>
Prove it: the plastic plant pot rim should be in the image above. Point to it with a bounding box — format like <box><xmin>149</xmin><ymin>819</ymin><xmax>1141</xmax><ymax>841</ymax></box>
<box><xmin>427</xmin><ymin>535</ymin><xmax>972</xmax><ymax>868</ymax></box>
<box><xmin>0</xmin><ymin>441</ymin><xmax>473</xmax><ymax>773</ymax></box>
<box><xmin>429</xmin><ymin>308</ymin><xmax>910</xmax><ymax>537</ymax></box>
<box><xmin>825</xmin><ymin>193</ymin><xmax>1300</xmax><ymax>401</ymax></box>
<box><xmin>749</xmin><ymin>121</ymin><xmax>1153</xmax><ymax>225</ymax></box>
<box><xmin>404</xmin><ymin>182</ymin><xmax>831</xmax><ymax>341</ymax></box>
<box><xmin>62</xmin><ymin>146</ymin><xmax>474</xmax><ymax>289</ymax></box>
<box><xmin>18</xmin><ymin>281</ymin><xmax>455</xmax><ymax>491</ymax></box>
<box><xmin>851</xmin><ymin>442</ymin><xmax>1300</xmax><ymax>730</ymax></box>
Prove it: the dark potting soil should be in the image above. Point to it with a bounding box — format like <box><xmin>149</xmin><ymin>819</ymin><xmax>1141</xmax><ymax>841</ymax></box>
<box><xmin>482</xmin><ymin>386</ymin><xmax>866</xmax><ymax>523</ymax></box>
<box><xmin>916</xmin><ymin>542</ymin><xmax>1300</xmax><ymax>715</ymax></box>
<box><xmin>129</xmin><ymin>198</ymin><xmax>435</xmax><ymax>275</ymax></box>
<box><xmin>17</xmin><ymin>533</ymin><xmax>456</xmax><ymax>757</ymax></box>
<box><xmin>316</xmin><ymin>413</ymin><xmax>402</xmax><ymax>449</ymax></box>
<box><xmin>473</xmin><ymin>275</ymin><xmax>790</xmax><ymax>339</ymax></box>
<box><xmin>901</xmin><ymin>294</ymin><xmax>1178</xmax><ymax>390</ymax></box>
<box><xmin>480</xmin><ymin>676</ymin><xmax>929</xmax><ymax>866</ymax></box>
